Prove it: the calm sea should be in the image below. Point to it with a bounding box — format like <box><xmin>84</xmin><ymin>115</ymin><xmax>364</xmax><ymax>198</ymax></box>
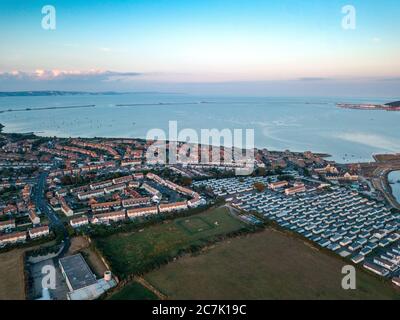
<box><xmin>1</xmin><ymin>94</ymin><xmax>399</xmax><ymax>163</ymax></box>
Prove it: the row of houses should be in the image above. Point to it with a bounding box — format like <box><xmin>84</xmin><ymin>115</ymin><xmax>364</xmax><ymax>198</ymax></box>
<box><xmin>146</xmin><ymin>173</ymin><xmax>194</xmax><ymax>196</ymax></box>
<box><xmin>60</xmin><ymin>196</ymin><xmax>74</xmax><ymax>216</ymax></box>
<box><xmin>39</xmin><ymin>146</ymin><xmax>78</xmax><ymax>160</ymax></box>
<box><xmin>266</xmin><ymin>180</ymin><xmax>307</xmax><ymax>195</ymax></box>
<box><xmin>70</xmin><ymin>201</ymin><xmax>190</xmax><ymax>228</ymax></box>
<box><xmin>77</xmin><ymin>183</ymin><xmax>129</xmax><ymax>200</ymax></box>
<box><xmin>146</xmin><ymin>173</ymin><xmax>203</xmax><ymax>207</ymax></box>
<box><xmin>121</xmin><ymin>159</ymin><xmax>142</xmax><ymax>167</ymax></box>
<box><xmin>56</xmin><ymin>144</ymin><xmax>98</xmax><ymax>158</ymax></box>
<box><xmin>0</xmin><ymin>219</ymin><xmax>16</xmax><ymax>232</ymax></box>
<box><xmin>48</xmin><ymin>161</ymin><xmax>116</xmax><ymax>178</ymax></box>
<box><xmin>90</xmin><ymin>196</ymin><xmax>152</xmax><ymax>212</ymax></box>
<box><xmin>141</xmin><ymin>182</ymin><xmax>161</xmax><ymax>197</ymax></box>
<box><xmin>0</xmin><ymin>161</ymin><xmax>51</xmax><ymax>169</ymax></box>
<box><xmin>0</xmin><ymin>225</ymin><xmax>50</xmax><ymax>247</ymax></box>
<box><xmin>90</xmin><ymin>206</ymin><xmax>160</xmax><ymax>224</ymax></box>
<box><xmin>1</xmin><ymin>207</ymin><xmax>40</xmax><ymax>228</ymax></box>
<box><xmin>71</xmin><ymin>140</ymin><xmax>120</xmax><ymax>159</ymax></box>
<box><xmin>76</xmin><ymin>174</ymin><xmax>142</xmax><ymax>200</ymax></box>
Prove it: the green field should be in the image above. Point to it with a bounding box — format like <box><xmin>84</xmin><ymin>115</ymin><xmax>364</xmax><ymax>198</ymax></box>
<box><xmin>94</xmin><ymin>207</ymin><xmax>247</xmax><ymax>278</ymax></box>
<box><xmin>108</xmin><ymin>281</ymin><xmax>158</xmax><ymax>300</ymax></box>
<box><xmin>144</xmin><ymin>229</ymin><xmax>400</xmax><ymax>300</ymax></box>
<box><xmin>175</xmin><ymin>216</ymin><xmax>215</xmax><ymax>234</ymax></box>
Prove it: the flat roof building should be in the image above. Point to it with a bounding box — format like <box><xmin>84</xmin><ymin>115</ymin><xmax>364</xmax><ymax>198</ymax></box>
<box><xmin>268</xmin><ymin>180</ymin><xmax>288</xmax><ymax>190</ymax></box>
<box><xmin>59</xmin><ymin>254</ymin><xmax>97</xmax><ymax>292</ymax></box>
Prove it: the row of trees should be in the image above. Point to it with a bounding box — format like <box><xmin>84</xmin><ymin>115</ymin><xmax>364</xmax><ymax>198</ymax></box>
<box><xmin>0</xmin><ymin>231</ymin><xmax>56</xmax><ymax>254</ymax></box>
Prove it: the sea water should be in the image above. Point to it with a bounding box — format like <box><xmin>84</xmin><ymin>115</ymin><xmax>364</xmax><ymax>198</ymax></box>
<box><xmin>1</xmin><ymin>94</ymin><xmax>399</xmax><ymax>163</ymax></box>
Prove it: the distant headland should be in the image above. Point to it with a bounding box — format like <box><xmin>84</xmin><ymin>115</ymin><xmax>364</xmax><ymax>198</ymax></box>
<box><xmin>0</xmin><ymin>91</ymin><xmax>173</xmax><ymax>97</ymax></box>
<box><xmin>337</xmin><ymin>101</ymin><xmax>400</xmax><ymax>111</ymax></box>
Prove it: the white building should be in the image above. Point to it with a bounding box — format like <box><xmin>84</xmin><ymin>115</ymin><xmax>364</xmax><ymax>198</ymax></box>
<box><xmin>127</xmin><ymin>206</ymin><xmax>158</xmax><ymax>218</ymax></box>
<box><xmin>0</xmin><ymin>219</ymin><xmax>15</xmax><ymax>232</ymax></box>
<box><xmin>29</xmin><ymin>226</ymin><xmax>50</xmax><ymax>239</ymax></box>
<box><xmin>0</xmin><ymin>231</ymin><xmax>27</xmax><ymax>246</ymax></box>
<box><xmin>91</xmin><ymin>210</ymin><xmax>126</xmax><ymax>224</ymax></box>
<box><xmin>159</xmin><ymin>201</ymin><xmax>188</xmax><ymax>213</ymax></box>
<box><xmin>70</xmin><ymin>216</ymin><xmax>89</xmax><ymax>228</ymax></box>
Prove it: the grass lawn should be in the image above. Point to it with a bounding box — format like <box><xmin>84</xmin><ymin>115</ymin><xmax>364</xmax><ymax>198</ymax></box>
<box><xmin>175</xmin><ymin>216</ymin><xmax>215</xmax><ymax>235</ymax></box>
<box><xmin>144</xmin><ymin>228</ymin><xmax>400</xmax><ymax>300</ymax></box>
<box><xmin>108</xmin><ymin>281</ymin><xmax>159</xmax><ymax>300</ymax></box>
<box><xmin>94</xmin><ymin>207</ymin><xmax>247</xmax><ymax>278</ymax></box>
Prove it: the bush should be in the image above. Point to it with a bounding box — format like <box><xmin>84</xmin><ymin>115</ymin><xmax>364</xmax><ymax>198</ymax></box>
<box><xmin>253</xmin><ymin>182</ymin><xmax>266</xmax><ymax>193</ymax></box>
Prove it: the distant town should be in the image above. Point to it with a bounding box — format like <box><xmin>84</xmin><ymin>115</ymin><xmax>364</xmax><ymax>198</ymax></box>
<box><xmin>0</xmin><ymin>123</ymin><xmax>399</xmax><ymax>300</ymax></box>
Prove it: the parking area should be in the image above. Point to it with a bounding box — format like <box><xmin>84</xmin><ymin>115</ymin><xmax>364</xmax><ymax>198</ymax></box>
<box><xmin>195</xmin><ymin>176</ymin><xmax>400</xmax><ymax>282</ymax></box>
<box><xmin>28</xmin><ymin>258</ymin><xmax>69</xmax><ymax>300</ymax></box>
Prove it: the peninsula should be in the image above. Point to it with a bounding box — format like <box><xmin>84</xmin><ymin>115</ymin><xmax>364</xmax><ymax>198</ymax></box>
<box><xmin>337</xmin><ymin>101</ymin><xmax>400</xmax><ymax>111</ymax></box>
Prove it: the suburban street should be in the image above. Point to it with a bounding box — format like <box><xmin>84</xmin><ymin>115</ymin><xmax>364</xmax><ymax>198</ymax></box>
<box><xmin>33</xmin><ymin>172</ymin><xmax>70</xmax><ymax>255</ymax></box>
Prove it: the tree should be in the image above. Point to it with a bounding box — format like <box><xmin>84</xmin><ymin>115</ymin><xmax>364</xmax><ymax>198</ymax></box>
<box><xmin>253</xmin><ymin>182</ymin><xmax>266</xmax><ymax>193</ymax></box>
<box><xmin>278</xmin><ymin>174</ymin><xmax>294</xmax><ymax>181</ymax></box>
<box><xmin>303</xmin><ymin>168</ymin><xmax>311</xmax><ymax>177</ymax></box>
<box><xmin>181</xmin><ymin>177</ymin><xmax>193</xmax><ymax>186</ymax></box>
<box><xmin>253</xmin><ymin>167</ymin><xmax>266</xmax><ymax>177</ymax></box>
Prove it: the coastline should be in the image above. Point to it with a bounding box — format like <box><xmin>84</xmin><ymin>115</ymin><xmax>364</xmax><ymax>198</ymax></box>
<box><xmin>337</xmin><ymin>103</ymin><xmax>400</xmax><ymax>112</ymax></box>
<box><xmin>0</xmin><ymin>122</ymin><xmax>332</xmax><ymax>162</ymax></box>
<box><xmin>2</xmin><ymin>95</ymin><xmax>399</xmax><ymax>165</ymax></box>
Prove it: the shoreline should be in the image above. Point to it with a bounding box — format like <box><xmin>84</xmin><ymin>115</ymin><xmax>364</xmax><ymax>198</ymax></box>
<box><xmin>337</xmin><ymin>103</ymin><xmax>400</xmax><ymax>112</ymax></box>
<box><xmin>0</xmin><ymin>122</ymin><xmax>332</xmax><ymax>162</ymax></box>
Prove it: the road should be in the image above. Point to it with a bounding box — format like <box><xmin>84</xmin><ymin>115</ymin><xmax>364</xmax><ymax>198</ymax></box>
<box><xmin>371</xmin><ymin>167</ymin><xmax>400</xmax><ymax>210</ymax></box>
<box><xmin>33</xmin><ymin>172</ymin><xmax>70</xmax><ymax>256</ymax></box>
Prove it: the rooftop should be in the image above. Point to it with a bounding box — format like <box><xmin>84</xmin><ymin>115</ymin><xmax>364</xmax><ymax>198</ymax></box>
<box><xmin>59</xmin><ymin>254</ymin><xmax>97</xmax><ymax>291</ymax></box>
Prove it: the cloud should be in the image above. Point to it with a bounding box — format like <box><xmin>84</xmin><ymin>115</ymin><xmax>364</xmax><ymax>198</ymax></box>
<box><xmin>296</xmin><ymin>77</ymin><xmax>331</xmax><ymax>81</ymax></box>
<box><xmin>0</xmin><ymin>69</ymin><xmax>142</xmax><ymax>82</ymax></box>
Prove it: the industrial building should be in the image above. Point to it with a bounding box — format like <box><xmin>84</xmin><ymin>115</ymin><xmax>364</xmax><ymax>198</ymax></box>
<box><xmin>58</xmin><ymin>254</ymin><xmax>117</xmax><ymax>300</ymax></box>
<box><xmin>59</xmin><ymin>254</ymin><xmax>97</xmax><ymax>292</ymax></box>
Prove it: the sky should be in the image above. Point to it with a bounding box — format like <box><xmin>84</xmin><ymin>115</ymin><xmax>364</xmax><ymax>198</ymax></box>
<box><xmin>0</xmin><ymin>0</ymin><xmax>399</xmax><ymax>96</ymax></box>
